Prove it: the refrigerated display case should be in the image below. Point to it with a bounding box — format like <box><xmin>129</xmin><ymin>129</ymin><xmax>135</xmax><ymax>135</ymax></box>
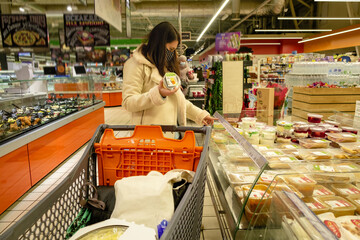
<box><xmin>208</xmin><ymin>111</ymin><xmax>360</xmax><ymax>239</ymax></box>
<box><xmin>93</xmin><ymin>75</ymin><xmax>123</xmax><ymax>107</ymax></box>
<box><xmin>0</xmin><ymin>74</ymin><xmax>105</xmax><ymax>214</ymax></box>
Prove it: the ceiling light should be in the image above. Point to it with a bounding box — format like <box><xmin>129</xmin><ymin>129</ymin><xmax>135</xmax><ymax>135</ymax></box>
<box><xmin>197</xmin><ymin>0</ymin><xmax>230</xmax><ymax>42</ymax></box>
<box><xmin>241</xmin><ymin>43</ymin><xmax>281</xmax><ymax>45</ymax></box>
<box><xmin>67</xmin><ymin>5</ymin><xmax>72</xmax><ymax>12</ymax></box>
<box><xmin>242</xmin><ymin>37</ymin><xmax>303</xmax><ymax>40</ymax></box>
<box><xmin>299</xmin><ymin>26</ymin><xmax>360</xmax><ymax>43</ymax></box>
<box><xmin>314</xmin><ymin>0</ymin><xmax>360</xmax><ymax>2</ymax></box>
<box><xmin>278</xmin><ymin>17</ymin><xmax>360</xmax><ymax>20</ymax></box>
<box><xmin>255</xmin><ymin>29</ymin><xmax>332</xmax><ymax>32</ymax></box>
<box><xmin>19</xmin><ymin>7</ymin><xmax>25</xmax><ymax>12</ymax></box>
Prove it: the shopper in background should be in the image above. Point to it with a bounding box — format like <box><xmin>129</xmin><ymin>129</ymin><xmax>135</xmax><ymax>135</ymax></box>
<box><xmin>122</xmin><ymin>22</ymin><xmax>216</xmax><ymax>129</ymax></box>
<box><xmin>179</xmin><ymin>55</ymin><xmax>194</xmax><ymax>95</ymax></box>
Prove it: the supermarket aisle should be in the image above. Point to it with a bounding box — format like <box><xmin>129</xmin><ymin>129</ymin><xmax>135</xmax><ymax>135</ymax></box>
<box><xmin>0</xmin><ymin>106</ymin><xmax>221</xmax><ymax>239</ymax></box>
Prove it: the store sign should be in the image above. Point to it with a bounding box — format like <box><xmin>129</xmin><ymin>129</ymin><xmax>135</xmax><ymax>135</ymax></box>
<box><xmin>215</xmin><ymin>32</ymin><xmax>241</xmax><ymax>52</ymax></box>
<box><xmin>95</xmin><ymin>0</ymin><xmax>122</xmax><ymax>32</ymax></box>
<box><xmin>0</xmin><ymin>14</ymin><xmax>48</xmax><ymax>48</ymax></box>
<box><xmin>182</xmin><ymin>32</ymin><xmax>191</xmax><ymax>41</ymax></box>
<box><xmin>64</xmin><ymin>14</ymin><xmax>110</xmax><ymax>48</ymax></box>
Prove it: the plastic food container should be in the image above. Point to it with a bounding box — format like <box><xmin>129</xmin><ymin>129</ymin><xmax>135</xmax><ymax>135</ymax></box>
<box><xmin>276</xmin><ymin>121</ymin><xmax>293</xmax><ymax>134</ymax></box>
<box><xmin>339</xmin><ymin>142</ymin><xmax>360</xmax><ymax>155</ymax></box>
<box><xmin>285</xmin><ymin>175</ymin><xmax>317</xmax><ymax>197</ymax></box>
<box><xmin>312</xmin><ymin>185</ymin><xmax>335</xmax><ymax>198</ymax></box>
<box><xmin>234</xmin><ymin>128</ymin><xmax>244</xmax><ymax>135</ymax></box>
<box><xmin>244</xmin><ymin>205</ymin><xmax>269</xmax><ymax>227</ymax></box>
<box><xmin>241</xmin><ymin>117</ymin><xmax>257</xmax><ymax>130</ymax></box>
<box><xmin>324</xmin><ymin>120</ymin><xmax>340</xmax><ymax>127</ymax></box>
<box><xmin>278</xmin><ymin>143</ymin><xmax>300</xmax><ymax>150</ymax></box>
<box><xmin>244</xmin><ymin>129</ymin><xmax>260</xmax><ymax>145</ymax></box>
<box><xmin>293</xmin><ymin>121</ymin><xmax>307</xmax><ymax>126</ymax></box>
<box><xmin>326</xmin><ymin>132</ymin><xmax>358</xmax><ymax>143</ymax></box>
<box><xmin>268</xmin><ymin>156</ymin><xmax>300</xmax><ymax>169</ymax></box>
<box><xmin>330</xmin><ymin>183</ymin><xmax>360</xmax><ymax>198</ymax></box>
<box><xmin>222</xmin><ymin>162</ymin><xmax>258</xmax><ymax>173</ymax></box>
<box><xmin>163</xmin><ymin>72</ymin><xmax>181</xmax><ymax>90</ymax></box>
<box><xmin>254</xmin><ymin>145</ymin><xmax>273</xmax><ymax>151</ymax></box>
<box><xmin>327</xmin><ymin>149</ymin><xmax>355</xmax><ymax>160</ymax></box>
<box><xmin>310</xmin><ymin>127</ymin><xmax>326</xmax><ymax>138</ymax></box>
<box><xmin>335</xmin><ymin>163</ymin><xmax>360</xmax><ymax>172</ymax></box>
<box><xmin>326</xmin><ymin>127</ymin><xmax>342</xmax><ymax>133</ymax></box>
<box><xmin>261</xmin><ymin>150</ymin><xmax>286</xmax><ymax>158</ymax></box>
<box><xmin>271</xmin><ymin>184</ymin><xmax>304</xmax><ymax>199</ymax></box>
<box><xmin>308</xmin><ymin>163</ymin><xmax>336</xmax><ymax>173</ymax></box>
<box><xmin>303</xmin><ymin>197</ymin><xmax>331</xmax><ymax>215</ymax></box>
<box><xmin>257</xmin><ymin>172</ymin><xmax>280</xmax><ymax>185</ymax></box>
<box><xmin>255</xmin><ymin>122</ymin><xmax>267</xmax><ymax>130</ymax></box>
<box><xmin>346</xmin><ymin>195</ymin><xmax>360</xmax><ymax>214</ymax></box>
<box><xmin>213</xmin><ymin>122</ymin><xmax>225</xmax><ymax>130</ymax></box>
<box><xmin>261</xmin><ymin>127</ymin><xmax>276</xmax><ymax>140</ymax></box>
<box><xmin>318</xmin><ymin>124</ymin><xmax>333</xmax><ymax>131</ymax></box>
<box><xmin>341</xmin><ymin>126</ymin><xmax>358</xmax><ymax>135</ymax></box>
<box><xmin>227</xmin><ymin>172</ymin><xmax>257</xmax><ymax>186</ymax></box>
<box><xmin>276</xmin><ymin>136</ymin><xmax>292</xmax><ymax>143</ymax></box>
<box><xmin>293</xmin><ymin>124</ymin><xmax>309</xmax><ymax>138</ymax></box>
<box><xmin>212</xmin><ymin>133</ymin><xmax>227</xmax><ymax>144</ymax></box>
<box><xmin>307</xmin><ymin>113</ymin><xmax>323</xmax><ymax>124</ymax></box>
<box><xmin>242</xmin><ymin>184</ymin><xmax>272</xmax><ymax>212</ymax></box>
<box><xmin>320</xmin><ymin>196</ymin><xmax>356</xmax><ymax>217</ymax></box>
<box><xmin>298</xmin><ymin>138</ymin><xmax>330</xmax><ymax>149</ymax></box>
<box><xmin>225</xmin><ymin>118</ymin><xmax>238</xmax><ymax>127</ymax></box>
<box><xmin>299</xmin><ymin>149</ymin><xmax>333</xmax><ymax>161</ymax></box>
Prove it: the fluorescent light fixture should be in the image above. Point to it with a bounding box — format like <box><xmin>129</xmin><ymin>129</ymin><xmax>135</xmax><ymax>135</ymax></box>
<box><xmin>315</xmin><ymin>0</ymin><xmax>360</xmax><ymax>2</ymax></box>
<box><xmin>278</xmin><ymin>17</ymin><xmax>360</xmax><ymax>20</ymax></box>
<box><xmin>67</xmin><ymin>5</ymin><xmax>72</xmax><ymax>12</ymax></box>
<box><xmin>196</xmin><ymin>0</ymin><xmax>230</xmax><ymax>42</ymax></box>
<box><xmin>242</xmin><ymin>37</ymin><xmax>303</xmax><ymax>40</ymax></box>
<box><xmin>241</xmin><ymin>43</ymin><xmax>281</xmax><ymax>45</ymax></box>
<box><xmin>299</xmin><ymin>26</ymin><xmax>360</xmax><ymax>43</ymax></box>
<box><xmin>255</xmin><ymin>29</ymin><xmax>332</xmax><ymax>32</ymax></box>
<box><xmin>19</xmin><ymin>7</ymin><xmax>25</xmax><ymax>12</ymax></box>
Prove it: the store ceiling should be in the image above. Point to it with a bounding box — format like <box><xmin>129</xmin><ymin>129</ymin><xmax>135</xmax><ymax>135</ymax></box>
<box><xmin>0</xmin><ymin>0</ymin><xmax>359</xmax><ymax>55</ymax></box>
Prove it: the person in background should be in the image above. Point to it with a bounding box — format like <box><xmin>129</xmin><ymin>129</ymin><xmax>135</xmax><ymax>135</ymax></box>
<box><xmin>179</xmin><ymin>55</ymin><xmax>194</xmax><ymax>95</ymax></box>
<box><xmin>122</xmin><ymin>22</ymin><xmax>216</xmax><ymax>131</ymax></box>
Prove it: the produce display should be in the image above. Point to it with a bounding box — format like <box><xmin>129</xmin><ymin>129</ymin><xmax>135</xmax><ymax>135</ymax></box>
<box><xmin>0</xmin><ymin>93</ymin><xmax>101</xmax><ymax>144</ymax></box>
<box><xmin>210</xmin><ymin>114</ymin><xmax>360</xmax><ymax>237</ymax></box>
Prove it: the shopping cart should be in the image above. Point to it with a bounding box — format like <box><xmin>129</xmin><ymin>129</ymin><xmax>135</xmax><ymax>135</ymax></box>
<box><xmin>1</xmin><ymin>124</ymin><xmax>211</xmax><ymax>240</ymax></box>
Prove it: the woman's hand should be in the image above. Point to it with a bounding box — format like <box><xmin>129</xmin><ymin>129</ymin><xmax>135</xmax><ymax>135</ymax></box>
<box><xmin>158</xmin><ymin>79</ymin><xmax>179</xmax><ymax>97</ymax></box>
<box><xmin>202</xmin><ymin>115</ymin><xmax>218</xmax><ymax>126</ymax></box>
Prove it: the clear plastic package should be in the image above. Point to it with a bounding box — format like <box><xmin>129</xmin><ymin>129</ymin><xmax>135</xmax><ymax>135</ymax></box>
<box><xmin>298</xmin><ymin>138</ymin><xmax>330</xmax><ymax>149</ymax></box>
<box><xmin>284</xmin><ymin>175</ymin><xmax>317</xmax><ymax>197</ymax></box>
<box><xmin>213</xmin><ymin>122</ymin><xmax>225</xmax><ymax>130</ymax></box>
<box><xmin>326</xmin><ymin>132</ymin><xmax>358</xmax><ymax>143</ymax></box>
<box><xmin>222</xmin><ymin>162</ymin><xmax>258</xmax><ymax>173</ymax></box>
<box><xmin>212</xmin><ymin>133</ymin><xmax>228</xmax><ymax>144</ymax></box>
<box><xmin>244</xmin><ymin>128</ymin><xmax>260</xmax><ymax>145</ymax></box>
<box><xmin>307</xmin><ymin>113</ymin><xmax>323</xmax><ymax>124</ymax></box>
<box><xmin>307</xmin><ymin>163</ymin><xmax>336</xmax><ymax>173</ymax></box>
<box><xmin>324</xmin><ymin>120</ymin><xmax>340</xmax><ymax>127</ymax></box>
<box><xmin>244</xmin><ymin>205</ymin><xmax>269</xmax><ymax>227</ymax></box>
<box><xmin>268</xmin><ymin>156</ymin><xmax>300</xmax><ymax>169</ymax></box>
<box><xmin>241</xmin><ymin>117</ymin><xmax>257</xmax><ymax>130</ymax></box>
<box><xmin>312</xmin><ymin>184</ymin><xmax>335</xmax><ymax>198</ymax></box>
<box><xmin>261</xmin><ymin>150</ymin><xmax>286</xmax><ymax>158</ymax></box>
<box><xmin>309</xmin><ymin>127</ymin><xmax>326</xmax><ymax>138</ymax></box>
<box><xmin>346</xmin><ymin>195</ymin><xmax>360</xmax><ymax>214</ymax></box>
<box><xmin>293</xmin><ymin>124</ymin><xmax>309</xmax><ymax>138</ymax></box>
<box><xmin>326</xmin><ymin>127</ymin><xmax>342</xmax><ymax>133</ymax></box>
<box><xmin>339</xmin><ymin>142</ymin><xmax>360</xmax><ymax>155</ymax></box>
<box><xmin>302</xmin><ymin>197</ymin><xmax>331</xmax><ymax>215</ymax></box>
<box><xmin>226</xmin><ymin>172</ymin><xmax>257</xmax><ymax>186</ymax></box>
<box><xmin>242</xmin><ymin>184</ymin><xmax>272</xmax><ymax>212</ymax></box>
<box><xmin>341</xmin><ymin>126</ymin><xmax>358</xmax><ymax>135</ymax></box>
<box><xmin>317</xmin><ymin>212</ymin><xmax>346</xmax><ymax>239</ymax></box>
<box><xmin>329</xmin><ymin>183</ymin><xmax>360</xmax><ymax>198</ymax></box>
<box><xmin>320</xmin><ymin>196</ymin><xmax>356</xmax><ymax>217</ymax></box>
<box><xmin>298</xmin><ymin>149</ymin><xmax>333</xmax><ymax>161</ymax></box>
<box><xmin>278</xmin><ymin>143</ymin><xmax>300</xmax><ymax>150</ymax></box>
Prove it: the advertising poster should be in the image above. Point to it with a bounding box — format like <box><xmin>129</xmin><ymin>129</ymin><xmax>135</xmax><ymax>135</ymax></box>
<box><xmin>64</xmin><ymin>14</ymin><xmax>110</xmax><ymax>47</ymax></box>
<box><xmin>112</xmin><ymin>48</ymin><xmax>130</xmax><ymax>65</ymax></box>
<box><xmin>51</xmin><ymin>48</ymin><xmax>70</xmax><ymax>63</ymax></box>
<box><xmin>215</xmin><ymin>32</ymin><xmax>241</xmax><ymax>52</ymax></box>
<box><xmin>76</xmin><ymin>48</ymin><xmax>107</xmax><ymax>63</ymax></box>
<box><xmin>1</xmin><ymin>14</ymin><xmax>48</xmax><ymax>48</ymax></box>
<box><xmin>95</xmin><ymin>0</ymin><xmax>122</xmax><ymax>32</ymax></box>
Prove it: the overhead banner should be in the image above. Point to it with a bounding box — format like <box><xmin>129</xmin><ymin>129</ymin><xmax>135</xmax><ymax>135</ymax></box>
<box><xmin>0</xmin><ymin>14</ymin><xmax>48</xmax><ymax>48</ymax></box>
<box><xmin>64</xmin><ymin>14</ymin><xmax>110</xmax><ymax>48</ymax></box>
<box><xmin>95</xmin><ymin>0</ymin><xmax>122</xmax><ymax>32</ymax></box>
<box><xmin>215</xmin><ymin>32</ymin><xmax>241</xmax><ymax>52</ymax></box>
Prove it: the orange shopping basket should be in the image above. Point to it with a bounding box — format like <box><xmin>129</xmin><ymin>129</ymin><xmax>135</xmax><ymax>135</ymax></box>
<box><xmin>94</xmin><ymin>125</ymin><xmax>203</xmax><ymax>186</ymax></box>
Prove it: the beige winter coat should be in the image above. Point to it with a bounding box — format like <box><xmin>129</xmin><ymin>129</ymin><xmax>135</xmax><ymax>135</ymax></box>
<box><xmin>122</xmin><ymin>48</ymin><xmax>209</xmax><ymax>126</ymax></box>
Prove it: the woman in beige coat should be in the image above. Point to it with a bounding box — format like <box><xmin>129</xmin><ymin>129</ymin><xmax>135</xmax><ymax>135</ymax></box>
<box><xmin>122</xmin><ymin>22</ymin><xmax>215</xmax><ymax>127</ymax></box>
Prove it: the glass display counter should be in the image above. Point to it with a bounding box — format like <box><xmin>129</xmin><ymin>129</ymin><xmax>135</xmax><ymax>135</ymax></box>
<box><xmin>0</xmin><ymin>74</ymin><xmax>105</xmax><ymax>214</ymax></box>
<box><xmin>93</xmin><ymin>75</ymin><xmax>123</xmax><ymax>107</ymax></box>
<box><xmin>208</xmin><ymin>111</ymin><xmax>360</xmax><ymax>239</ymax></box>
<box><xmin>0</xmin><ymin>75</ymin><xmax>103</xmax><ymax>145</ymax></box>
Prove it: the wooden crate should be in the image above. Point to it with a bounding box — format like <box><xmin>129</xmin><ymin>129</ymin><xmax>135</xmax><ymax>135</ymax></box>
<box><xmin>292</xmin><ymin>87</ymin><xmax>360</xmax><ymax>121</ymax></box>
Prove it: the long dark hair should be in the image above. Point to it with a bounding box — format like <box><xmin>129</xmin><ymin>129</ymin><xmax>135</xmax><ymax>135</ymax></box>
<box><xmin>141</xmin><ymin>22</ymin><xmax>180</xmax><ymax>76</ymax></box>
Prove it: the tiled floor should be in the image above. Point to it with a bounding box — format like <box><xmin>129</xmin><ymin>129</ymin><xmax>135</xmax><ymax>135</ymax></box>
<box><xmin>0</xmin><ymin>106</ymin><xmax>222</xmax><ymax>239</ymax></box>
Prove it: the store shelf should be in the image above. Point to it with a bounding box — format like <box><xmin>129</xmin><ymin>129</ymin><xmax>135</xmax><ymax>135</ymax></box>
<box><xmin>187</xmin><ymin>98</ymin><xmax>205</xmax><ymax>101</ymax></box>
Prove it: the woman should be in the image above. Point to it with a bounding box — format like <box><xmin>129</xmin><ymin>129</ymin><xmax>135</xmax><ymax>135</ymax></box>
<box><xmin>122</xmin><ymin>22</ymin><xmax>215</xmax><ymax>127</ymax></box>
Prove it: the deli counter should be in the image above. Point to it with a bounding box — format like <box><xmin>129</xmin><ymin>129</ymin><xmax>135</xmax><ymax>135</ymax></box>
<box><xmin>0</xmin><ymin>74</ymin><xmax>105</xmax><ymax>214</ymax></box>
<box><xmin>208</xmin><ymin>111</ymin><xmax>360</xmax><ymax>240</ymax></box>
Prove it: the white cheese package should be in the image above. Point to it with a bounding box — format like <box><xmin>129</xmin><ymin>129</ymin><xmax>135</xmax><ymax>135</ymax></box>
<box><xmin>317</xmin><ymin>212</ymin><xmax>347</xmax><ymax>240</ymax></box>
<box><xmin>163</xmin><ymin>72</ymin><xmax>181</xmax><ymax>90</ymax></box>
